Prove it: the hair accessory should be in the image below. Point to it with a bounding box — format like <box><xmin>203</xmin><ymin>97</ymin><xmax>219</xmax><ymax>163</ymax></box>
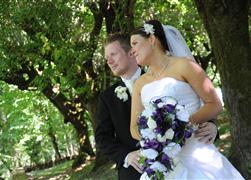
<box><xmin>143</xmin><ymin>23</ymin><xmax>155</xmax><ymax>35</ymax></box>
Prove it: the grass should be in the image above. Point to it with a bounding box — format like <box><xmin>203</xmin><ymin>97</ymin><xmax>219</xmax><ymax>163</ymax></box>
<box><xmin>25</xmin><ymin>160</ymin><xmax>73</xmax><ymax>180</ymax></box>
<box><xmin>12</xmin><ymin>158</ymin><xmax>117</xmax><ymax>180</ymax></box>
<box><xmin>73</xmin><ymin>161</ymin><xmax>117</xmax><ymax>180</ymax></box>
<box><xmin>215</xmin><ymin>110</ymin><xmax>232</xmax><ymax>157</ymax></box>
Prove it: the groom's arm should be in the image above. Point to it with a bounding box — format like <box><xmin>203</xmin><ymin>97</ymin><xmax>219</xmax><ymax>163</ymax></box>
<box><xmin>95</xmin><ymin>94</ymin><xmax>132</xmax><ymax>167</ymax></box>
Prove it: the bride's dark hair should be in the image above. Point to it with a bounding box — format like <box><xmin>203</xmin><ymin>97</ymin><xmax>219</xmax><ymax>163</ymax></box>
<box><xmin>131</xmin><ymin>20</ymin><xmax>169</xmax><ymax>52</ymax></box>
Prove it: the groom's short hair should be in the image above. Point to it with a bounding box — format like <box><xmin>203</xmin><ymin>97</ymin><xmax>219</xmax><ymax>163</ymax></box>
<box><xmin>105</xmin><ymin>33</ymin><xmax>131</xmax><ymax>53</ymax></box>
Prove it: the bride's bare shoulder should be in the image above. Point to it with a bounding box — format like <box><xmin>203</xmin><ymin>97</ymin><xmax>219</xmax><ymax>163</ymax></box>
<box><xmin>170</xmin><ymin>56</ymin><xmax>193</xmax><ymax>63</ymax></box>
<box><xmin>134</xmin><ymin>73</ymin><xmax>152</xmax><ymax>91</ymax></box>
<box><xmin>169</xmin><ymin>56</ymin><xmax>196</xmax><ymax>70</ymax></box>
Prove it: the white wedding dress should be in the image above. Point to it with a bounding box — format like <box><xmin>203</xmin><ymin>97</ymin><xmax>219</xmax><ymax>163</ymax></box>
<box><xmin>140</xmin><ymin>77</ymin><xmax>244</xmax><ymax>180</ymax></box>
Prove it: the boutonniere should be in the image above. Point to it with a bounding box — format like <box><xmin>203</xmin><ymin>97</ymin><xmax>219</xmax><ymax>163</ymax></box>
<box><xmin>114</xmin><ymin>86</ymin><xmax>128</xmax><ymax>102</ymax></box>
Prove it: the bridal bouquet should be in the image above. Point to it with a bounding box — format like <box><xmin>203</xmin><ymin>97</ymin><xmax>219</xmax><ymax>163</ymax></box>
<box><xmin>138</xmin><ymin>96</ymin><xmax>195</xmax><ymax>179</ymax></box>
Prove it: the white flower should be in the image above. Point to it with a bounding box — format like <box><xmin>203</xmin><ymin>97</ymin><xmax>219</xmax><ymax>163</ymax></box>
<box><xmin>140</xmin><ymin>140</ymin><xmax>145</xmax><ymax>147</ymax></box>
<box><xmin>157</xmin><ymin>128</ymin><xmax>174</xmax><ymax>142</ymax></box>
<box><xmin>147</xmin><ymin>117</ymin><xmax>157</xmax><ymax>129</ymax></box>
<box><xmin>140</xmin><ymin>172</ymin><xmax>151</xmax><ymax>180</ymax></box>
<box><xmin>149</xmin><ymin>161</ymin><xmax>167</xmax><ymax>172</ymax></box>
<box><xmin>176</xmin><ymin>104</ymin><xmax>190</xmax><ymax>122</ymax></box>
<box><xmin>157</xmin><ymin>102</ymin><xmax>165</xmax><ymax>108</ymax></box>
<box><xmin>165</xmin><ymin>96</ymin><xmax>177</xmax><ymax>106</ymax></box>
<box><xmin>167</xmin><ymin>114</ymin><xmax>175</xmax><ymax>121</ymax></box>
<box><xmin>140</xmin><ymin>148</ymin><xmax>159</xmax><ymax>159</ymax></box>
<box><xmin>143</xmin><ymin>23</ymin><xmax>155</xmax><ymax>35</ymax></box>
<box><xmin>157</xmin><ymin>134</ymin><xmax>167</xmax><ymax>142</ymax></box>
<box><xmin>114</xmin><ymin>86</ymin><xmax>128</xmax><ymax>102</ymax></box>
<box><xmin>140</xmin><ymin>128</ymin><xmax>156</xmax><ymax>140</ymax></box>
<box><xmin>141</xmin><ymin>108</ymin><xmax>153</xmax><ymax>118</ymax></box>
<box><xmin>163</xmin><ymin>142</ymin><xmax>181</xmax><ymax>158</ymax></box>
<box><xmin>165</xmin><ymin>128</ymin><xmax>175</xmax><ymax>139</ymax></box>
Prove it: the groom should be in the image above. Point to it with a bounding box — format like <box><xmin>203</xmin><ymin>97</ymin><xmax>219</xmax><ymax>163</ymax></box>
<box><xmin>95</xmin><ymin>33</ymin><xmax>218</xmax><ymax>180</ymax></box>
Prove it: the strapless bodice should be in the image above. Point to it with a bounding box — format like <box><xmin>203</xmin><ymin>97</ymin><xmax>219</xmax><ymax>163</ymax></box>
<box><xmin>141</xmin><ymin>77</ymin><xmax>201</xmax><ymax>115</ymax></box>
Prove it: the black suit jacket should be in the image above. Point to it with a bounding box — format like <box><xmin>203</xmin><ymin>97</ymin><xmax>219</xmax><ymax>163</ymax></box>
<box><xmin>95</xmin><ymin>80</ymin><xmax>141</xmax><ymax>179</ymax></box>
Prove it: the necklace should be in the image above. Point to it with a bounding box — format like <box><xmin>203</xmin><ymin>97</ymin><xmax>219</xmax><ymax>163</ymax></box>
<box><xmin>149</xmin><ymin>60</ymin><xmax>170</xmax><ymax>78</ymax></box>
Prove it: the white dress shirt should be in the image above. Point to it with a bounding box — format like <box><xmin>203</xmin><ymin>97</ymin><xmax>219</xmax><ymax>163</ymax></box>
<box><xmin>121</xmin><ymin>68</ymin><xmax>141</xmax><ymax>95</ymax></box>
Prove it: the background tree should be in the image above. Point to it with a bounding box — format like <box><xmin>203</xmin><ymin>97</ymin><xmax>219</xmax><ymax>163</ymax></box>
<box><xmin>0</xmin><ymin>0</ymin><xmax>137</xmax><ymax>169</ymax></box>
<box><xmin>0</xmin><ymin>81</ymin><xmax>79</xmax><ymax>178</ymax></box>
<box><xmin>194</xmin><ymin>0</ymin><xmax>251</xmax><ymax>178</ymax></box>
<box><xmin>0</xmin><ymin>0</ymin><xmax>99</xmax><ymax>164</ymax></box>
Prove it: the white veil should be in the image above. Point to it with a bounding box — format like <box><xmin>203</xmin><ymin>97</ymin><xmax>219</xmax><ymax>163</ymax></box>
<box><xmin>162</xmin><ymin>25</ymin><xmax>195</xmax><ymax>61</ymax></box>
<box><xmin>162</xmin><ymin>25</ymin><xmax>205</xmax><ymax>106</ymax></box>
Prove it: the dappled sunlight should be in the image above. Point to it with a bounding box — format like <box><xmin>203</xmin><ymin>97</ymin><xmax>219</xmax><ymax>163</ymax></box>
<box><xmin>43</xmin><ymin>174</ymin><xmax>70</xmax><ymax>180</ymax></box>
<box><xmin>74</xmin><ymin>156</ymin><xmax>94</xmax><ymax>172</ymax></box>
<box><xmin>220</xmin><ymin>132</ymin><xmax>231</xmax><ymax>140</ymax></box>
<box><xmin>110</xmin><ymin>163</ymin><xmax>116</xmax><ymax>170</ymax></box>
<box><xmin>215</xmin><ymin>111</ymin><xmax>232</xmax><ymax>156</ymax></box>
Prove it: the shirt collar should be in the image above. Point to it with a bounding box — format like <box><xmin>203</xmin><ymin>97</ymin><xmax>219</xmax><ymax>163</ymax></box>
<box><xmin>121</xmin><ymin>68</ymin><xmax>141</xmax><ymax>83</ymax></box>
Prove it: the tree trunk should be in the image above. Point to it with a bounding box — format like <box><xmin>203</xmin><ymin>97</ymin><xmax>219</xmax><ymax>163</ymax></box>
<box><xmin>90</xmin><ymin>0</ymin><xmax>136</xmax><ymax>171</ymax></box>
<box><xmin>42</xmin><ymin>86</ymin><xmax>94</xmax><ymax>158</ymax></box>
<box><xmin>87</xmin><ymin>93</ymin><xmax>110</xmax><ymax>170</ymax></box>
<box><xmin>48</xmin><ymin>126</ymin><xmax>61</xmax><ymax>160</ymax></box>
<box><xmin>194</xmin><ymin>0</ymin><xmax>251</xmax><ymax>178</ymax></box>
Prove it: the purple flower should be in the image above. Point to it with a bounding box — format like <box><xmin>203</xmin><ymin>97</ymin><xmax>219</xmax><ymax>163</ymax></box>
<box><xmin>160</xmin><ymin>153</ymin><xmax>173</xmax><ymax>170</ymax></box>
<box><xmin>142</xmin><ymin>159</ymin><xmax>155</xmax><ymax>170</ymax></box>
<box><xmin>146</xmin><ymin>167</ymin><xmax>155</xmax><ymax>176</ymax></box>
<box><xmin>184</xmin><ymin>129</ymin><xmax>193</xmax><ymax>138</ymax></box>
<box><xmin>138</xmin><ymin>116</ymin><xmax>148</xmax><ymax>129</ymax></box>
<box><xmin>152</xmin><ymin>109</ymin><xmax>164</xmax><ymax>125</ymax></box>
<box><xmin>154</xmin><ymin>127</ymin><xmax>162</xmax><ymax>134</ymax></box>
<box><xmin>153</xmin><ymin>98</ymin><xmax>162</xmax><ymax>104</ymax></box>
<box><xmin>160</xmin><ymin>153</ymin><xmax>170</xmax><ymax>163</ymax></box>
<box><xmin>144</xmin><ymin>139</ymin><xmax>162</xmax><ymax>151</ymax></box>
<box><xmin>163</xmin><ymin>104</ymin><xmax>175</xmax><ymax>113</ymax></box>
<box><xmin>174</xmin><ymin>131</ymin><xmax>181</xmax><ymax>138</ymax></box>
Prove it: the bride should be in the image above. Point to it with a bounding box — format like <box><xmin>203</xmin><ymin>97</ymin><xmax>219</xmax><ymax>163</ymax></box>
<box><xmin>130</xmin><ymin>20</ymin><xmax>244</xmax><ymax>179</ymax></box>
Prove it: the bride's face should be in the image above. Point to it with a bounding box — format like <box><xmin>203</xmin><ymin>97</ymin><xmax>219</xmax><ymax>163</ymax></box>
<box><xmin>130</xmin><ymin>34</ymin><xmax>152</xmax><ymax>66</ymax></box>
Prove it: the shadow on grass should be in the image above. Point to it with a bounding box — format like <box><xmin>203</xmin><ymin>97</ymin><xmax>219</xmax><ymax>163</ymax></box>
<box><xmin>71</xmin><ymin>160</ymin><xmax>117</xmax><ymax>180</ymax></box>
<box><xmin>26</xmin><ymin>160</ymin><xmax>73</xmax><ymax>180</ymax></box>
<box><xmin>20</xmin><ymin>158</ymin><xmax>117</xmax><ymax>180</ymax></box>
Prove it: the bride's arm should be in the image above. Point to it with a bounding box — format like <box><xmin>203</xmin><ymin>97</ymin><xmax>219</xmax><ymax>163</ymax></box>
<box><xmin>180</xmin><ymin>59</ymin><xmax>223</xmax><ymax>124</ymax></box>
<box><xmin>130</xmin><ymin>79</ymin><xmax>144</xmax><ymax>140</ymax></box>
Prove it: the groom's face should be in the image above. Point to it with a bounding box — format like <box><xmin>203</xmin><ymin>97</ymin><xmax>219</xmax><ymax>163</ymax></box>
<box><xmin>105</xmin><ymin>41</ymin><xmax>131</xmax><ymax>77</ymax></box>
